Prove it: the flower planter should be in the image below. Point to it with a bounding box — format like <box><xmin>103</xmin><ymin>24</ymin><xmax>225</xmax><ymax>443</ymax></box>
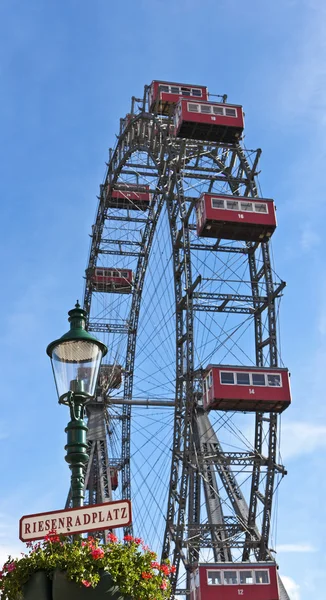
<box><xmin>52</xmin><ymin>569</ymin><xmax>128</xmax><ymax>600</ymax></box>
<box><xmin>22</xmin><ymin>571</ymin><xmax>52</xmax><ymax>600</ymax></box>
<box><xmin>1</xmin><ymin>533</ymin><xmax>171</xmax><ymax>600</ymax></box>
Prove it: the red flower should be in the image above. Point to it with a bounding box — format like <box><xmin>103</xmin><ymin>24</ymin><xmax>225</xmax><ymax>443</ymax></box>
<box><xmin>134</xmin><ymin>537</ymin><xmax>143</xmax><ymax>545</ymax></box>
<box><xmin>151</xmin><ymin>561</ymin><xmax>161</xmax><ymax>569</ymax></box>
<box><xmin>91</xmin><ymin>548</ymin><xmax>105</xmax><ymax>560</ymax></box>
<box><xmin>45</xmin><ymin>533</ymin><xmax>60</xmax><ymax>543</ymax></box>
<box><xmin>5</xmin><ymin>563</ymin><xmax>15</xmax><ymax>573</ymax></box>
<box><xmin>82</xmin><ymin>580</ymin><xmax>92</xmax><ymax>587</ymax></box>
<box><xmin>170</xmin><ymin>565</ymin><xmax>176</xmax><ymax>573</ymax></box>
<box><xmin>141</xmin><ymin>572</ymin><xmax>152</xmax><ymax>580</ymax></box>
<box><xmin>160</xmin><ymin>564</ymin><xmax>170</xmax><ymax>576</ymax></box>
<box><xmin>87</xmin><ymin>536</ymin><xmax>95</xmax><ymax>545</ymax></box>
<box><xmin>107</xmin><ymin>533</ymin><xmax>118</xmax><ymax>543</ymax></box>
<box><xmin>160</xmin><ymin>580</ymin><xmax>168</xmax><ymax>590</ymax></box>
<box><xmin>44</xmin><ymin>529</ymin><xmax>60</xmax><ymax>543</ymax></box>
<box><xmin>123</xmin><ymin>535</ymin><xmax>134</xmax><ymax>542</ymax></box>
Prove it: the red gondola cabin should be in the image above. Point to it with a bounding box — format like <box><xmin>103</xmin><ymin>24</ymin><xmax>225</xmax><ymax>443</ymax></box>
<box><xmin>105</xmin><ymin>184</ymin><xmax>152</xmax><ymax>211</ymax></box>
<box><xmin>190</xmin><ymin>563</ymin><xmax>280</xmax><ymax>600</ymax></box>
<box><xmin>149</xmin><ymin>80</ymin><xmax>208</xmax><ymax>115</ymax></box>
<box><xmin>174</xmin><ymin>99</ymin><xmax>244</xmax><ymax>143</ymax></box>
<box><xmin>202</xmin><ymin>365</ymin><xmax>291</xmax><ymax>413</ymax></box>
<box><xmin>196</xmin><ymin>194</ymin><xmax>277</xmax><ymax>242</ymax></box>
<box><xmin>89</xmin><ymin>268</ymin><xmax>133</xmax><ymax>294</ymax></box>
<box><xmin>110</xmin><ymin>468</ymin><xmax>118</xmax><ymax>491</ymax></box>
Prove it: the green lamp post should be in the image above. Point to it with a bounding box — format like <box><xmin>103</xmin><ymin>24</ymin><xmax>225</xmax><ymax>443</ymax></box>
<box><xmin>47</xmin><ymin>302</ymin><xmax>108</xmax><ymax>508</ymax></box>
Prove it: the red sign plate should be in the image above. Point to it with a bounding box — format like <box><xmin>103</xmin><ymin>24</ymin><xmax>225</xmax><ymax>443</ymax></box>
<box><xmin>19</xmin><ymin>500</ymin><xmax>132</xmax><ymax>542</ymax></box>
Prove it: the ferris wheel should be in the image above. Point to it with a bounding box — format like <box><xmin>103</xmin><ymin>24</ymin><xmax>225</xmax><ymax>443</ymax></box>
<box><xmin>70</xmin><ymin>81</ymin><xmax>291</xmax><ymax>600</ymax></box>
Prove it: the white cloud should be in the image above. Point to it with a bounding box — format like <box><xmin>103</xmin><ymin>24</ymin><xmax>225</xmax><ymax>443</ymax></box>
<box><xmin>277</xmin><ymin>543</ymin><xmax>316</xmax><ymax>553</ymax></box>
<box><xmin>281</xmin><ymin>575</ymin><xmax>301</xmax><ymax>600</ymax></box>
<box><xmin>281</xmin><ymin>421</ymin><xmax>326</xmax><ymax>460</ymax></box>
<box><xmin>300</xmin><ymin>226</ymin><xmax>320</xmax><ymax>252</ymax></box>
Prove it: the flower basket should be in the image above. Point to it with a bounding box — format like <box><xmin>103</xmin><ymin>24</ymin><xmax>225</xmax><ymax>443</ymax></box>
<box><xmin>0</xmin><ymin>531</ymin><xmax>174</xmax><ymax>600</ymax></box>
<box><xmin>52</xmin><ymin>569</ymin><xmax>128</xmax><ymax>600</ymax></box>
<box><xmin>22</xmin><ymin>571</ymin><xmax>52</xmax><ymax>600</ymax></box>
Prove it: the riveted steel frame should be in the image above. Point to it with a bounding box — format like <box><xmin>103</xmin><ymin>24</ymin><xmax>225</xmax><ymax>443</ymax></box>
<box><xmin>79</xmin><ymin>85</ymin><xmax>286</xmax><ymax>593</ymax></box>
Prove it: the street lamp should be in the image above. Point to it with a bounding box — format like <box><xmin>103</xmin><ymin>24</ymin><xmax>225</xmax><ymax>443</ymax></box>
<box><xmin>47</xmin><ymin>302</ymin><xmax>108</xmax><ymax>508</ymax></box>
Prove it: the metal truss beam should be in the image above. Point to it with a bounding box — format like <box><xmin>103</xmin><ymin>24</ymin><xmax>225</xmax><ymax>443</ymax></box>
<box><xmin>100</xmin><ymin>239</ymin><xmax>142</xmax><ymax>247</ymax></box>
<box><xmin>178</xmin><ymin>291</ymin><xmax>283</xmax><ymax>315</ymax></box>
<box><xmin>106</xmin><ymin>215</ymin><xmax>148</xmax><ymax>223</ymax></box>
<box><xmin>190</xmin><ymin>243</ymin><xmax>248</xmax><ymax>254</ymax></box>
<box><xmin>196</xmin><ymin>411</ymin><xmax>253</xmax><ymax>528</ymax></box>
<box><xmin>189</xmin><ymin>450</ymin><xmax>286</xmax><ymax>474</ymax></box>
<box><xmin>109</xmin><ymin>398</ymin><xmax>175</xmax><ymax>407</ymax></box>
<box><xmin>193</xmin><ymin>292</ymin><xmax>267</xmax><ymax>303</ymax></box>
<box><xmin>193</xmin><ymin>304</ymin><xmax>253</xmax><ymax>314</ymax></box>
<box><xmin>88</xmin><ymin>322</ymin><xmax>130</xmax><ymax>334</ymax></box>
<box><xmin>98</xmin><ymin>249</ymin><xmax>144</xmax><ymax>257</ymax></box>
<box><xmin>185</xmin><ymin>523</ymin><xmax>258</xmax><ymax>548</ymax></box>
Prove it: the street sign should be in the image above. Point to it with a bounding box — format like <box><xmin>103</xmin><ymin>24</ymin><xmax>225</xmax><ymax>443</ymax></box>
<box><xmin>19</xmin><ymin>499</ymin><xmax>132</xmax><ymax>542</ymax></box>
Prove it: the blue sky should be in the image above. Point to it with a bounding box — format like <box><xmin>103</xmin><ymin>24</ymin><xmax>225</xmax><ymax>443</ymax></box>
<box><xmin>1</xmin><ymin>0</ymin><xmax>326</xmax><ymax>598</ymax></box>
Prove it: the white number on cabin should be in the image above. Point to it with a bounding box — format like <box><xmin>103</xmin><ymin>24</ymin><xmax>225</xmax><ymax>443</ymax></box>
<box><xmin>238</xmin><ymin>591</ymin><xmax>244</xmax><ymax>596</ymax></box>
<box><xmin>249</xmin><ymin>388</ymin><xmax>255</xmax><ymax>394</ymax></box>
<box><xmin>238</xmin><ymin>213</ymin><xmax>244</xmax><ymax>219</ymax></box>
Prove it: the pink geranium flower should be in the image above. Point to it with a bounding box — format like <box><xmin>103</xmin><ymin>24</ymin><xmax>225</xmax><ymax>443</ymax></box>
<box><xmin>141</xmin><ymin>572</ymin><xmax>152</xmax><ymax>580</ymax></box>
<box><xmin>91</xmin><ymin>547</ymin><xmax>105</xmax><ymax>560</ymax></box>
<box><xmin>134</xmin><ymin>537</ymin><xmax>143</xmax><ymax>545</ymax></box>
<box><xmin>160</xmin><ymin>564</ymin><xmax>170</xmax><ymax>576</ymax></box>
